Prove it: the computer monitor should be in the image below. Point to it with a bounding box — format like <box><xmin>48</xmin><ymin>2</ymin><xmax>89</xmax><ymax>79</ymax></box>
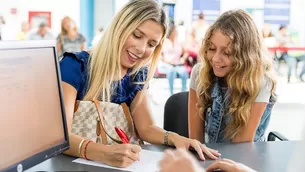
<box><xmin>0</xmin><ymin>40</ymin><xmax>69</xmax><ymax>172</ymax></box>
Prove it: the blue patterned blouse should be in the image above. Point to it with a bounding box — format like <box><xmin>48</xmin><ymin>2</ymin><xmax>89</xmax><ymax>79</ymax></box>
<box><xmin>60</xmin><ymin>51</ymin><xmax>148</xmax><ymax>106</ymax></box>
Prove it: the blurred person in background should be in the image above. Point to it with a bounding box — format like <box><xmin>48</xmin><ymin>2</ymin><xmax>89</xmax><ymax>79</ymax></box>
<box><xmin>27</xmin><ymin>22</ymin><xmax>54</xmax><ymax>40</ymax></box>
<box><xmin>262</xmin><ymin>23</ymin><xmax>274</xmax><ymax>38</ymax></box>
<box><xmin>192</xmin><ymin>12</ymin><xmax>209</xmax><ymax>43</ymax></box>
<box><xmin>261</xmin><ymin>23</ymin><xmax>277</xmax><ymax>65</ymax></box>
<box><xmin>158</xmin><ymin>23</ymin><xmax>189</xmax><ymax>95</ymax></box>
<box><xmin>16</xmin><ymin>21</ymin><xmax>29</xmax><ymax>40</ymax></box>
<box><xmin>56</xmin><ymin>16</ymin><xmax>86</xmax><ymax>58</ymax></box>
<box><xmin>184</xmin><ymin>28</ymin><xmax>200</xmax><ymax>67</ymax></box>
<box><xmin>177</xmin><ymin>21</ymin><xmax>186</xmax><ymax>44</ymax></box>
<box><xmin>298</xmin><ymin>55</ymin><xmax>305</xmax><ymax>82</ymax></box>
<box><xmin>91</xmin><ymin>26</ymin><xmax>104</xmax><ymax>48</ymax></box>
<box><xmin>0</xmin><ymin>15</ymin><xmax>5</xmax><ymax>40</ymax></box>
<box><xmin>275</xmin><ymin>25</ymin><xmax>297</xmax><ymax>83</ymax></box>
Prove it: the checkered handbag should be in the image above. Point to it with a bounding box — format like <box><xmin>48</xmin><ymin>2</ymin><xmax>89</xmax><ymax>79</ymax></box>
<box><xmin>71</xmin><ymin>99</ymin><xmax>143</xmax><ymax>145</ymax></box>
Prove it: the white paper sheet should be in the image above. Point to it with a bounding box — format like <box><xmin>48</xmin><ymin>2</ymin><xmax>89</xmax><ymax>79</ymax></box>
<box><xmin>73</xmin><ymin>149</ymin><xmax>164</xmax><ymax>172</ymax></box>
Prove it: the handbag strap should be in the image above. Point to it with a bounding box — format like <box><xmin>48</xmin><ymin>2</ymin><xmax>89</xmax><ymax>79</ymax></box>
<box><xmin>92</xmin><ymin>100</ymin><xmax>108</xmax><ymax>144</ymax></box>
<box><xmin>73</xmin><ymin>101</ymin><xmax>107</xmax><ymax>144</ymax></box>
<box><xmin>121</xmin><ymin>103</ymin><xmax>144</xmax><ymax>145</ymax></box>
<box><xmin>121</xmin><ymin>103</ymin><xmax>134</xmax><ymax>136</ymax></box>
<box><xmin>74</xmin><ymin>101</ymin><xmax>79</xmax><ymax>113</ymax></box>
<box><xmin>93</xmin><ymin>100</ymin><xmax>123</xmax><ymax>144</ymax></box>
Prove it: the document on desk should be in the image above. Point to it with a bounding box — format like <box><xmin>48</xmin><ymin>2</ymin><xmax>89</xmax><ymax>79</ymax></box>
<box><xmin>73</xmin><ymin>149</ymin><xmax>164</xmax><ymax>172</ymax></box>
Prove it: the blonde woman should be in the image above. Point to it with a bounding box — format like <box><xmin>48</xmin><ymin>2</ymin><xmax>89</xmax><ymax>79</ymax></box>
<box><xmin>189</xmin><ymin>10</ymin><xmax>277</xmax><ymax>143</ymax></box>
<box><xmin>60</xmin><ymin>0</ymin><xmax>220</xmax><ymax>168</ymax></box>
<box><xmin>56</xmin><ymin>16</ymin><xmax>86</xmax><ymax>58</ymax></box>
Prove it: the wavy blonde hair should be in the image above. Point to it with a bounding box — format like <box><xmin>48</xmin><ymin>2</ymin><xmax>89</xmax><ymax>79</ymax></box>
<box><xmin>84</xmin><ymin>0</ymin><xmax>168</xmax><ymax>107</ymax></box>
<box><xmin>197</xmin><ymin>9</ymin><xmax>277</xmax><ymax>139</ymax></box>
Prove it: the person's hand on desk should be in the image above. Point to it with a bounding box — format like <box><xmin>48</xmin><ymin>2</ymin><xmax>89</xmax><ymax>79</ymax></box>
<box><xmin>159</xmin><ymin>149</ymin><xmax>257</xmax><ymax>172</ymax></box>
<box><xmin>159</xmin><ymin>149</ymin><xmax>202</xmax><ymax>172</ymax></box>
<box><xmin>206</xmin><ymin>159</ymin><xmax>257</xmax><ymax>172</ymax></box>
<box><xmin>169</xmin><ymin>133</ymin><xmax>221</xmax><ymax>160</ymax></box>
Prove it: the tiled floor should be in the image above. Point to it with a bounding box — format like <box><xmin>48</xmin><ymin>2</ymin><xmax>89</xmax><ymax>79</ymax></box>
<box><xmin>148</xmin><ymin>75</ymin><xmax>305</xmax><ymax>140</ymax></box>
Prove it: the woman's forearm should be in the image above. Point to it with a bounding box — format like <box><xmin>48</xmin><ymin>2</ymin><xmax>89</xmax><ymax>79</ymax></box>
<box><xmin>139</xmin><ymin>125</ymin><xmax>166</xmax><ymax>145</ymax></box>
<box><xmin>188</xmin><ymin>90</ymin><xmax>204</xmax><ymax>143</ymax></box>
<box><xmin>139</xmin><ymin>125</ymin><xmax>180</xmax><ymax>146</ymax></box>
<box><xmin>63</xmin><ymin>133</ymin><xmax>107</xmax><ymax>161</ymax></box>
<box><xmin>189</xmin><ymin>120</ymin><xmax>204</xmax><ymax>143</ymax></box>
<box><xmin>63</xmin><ymin>133</ymin><xmax>83</xmax><ymax>157</ymax></box>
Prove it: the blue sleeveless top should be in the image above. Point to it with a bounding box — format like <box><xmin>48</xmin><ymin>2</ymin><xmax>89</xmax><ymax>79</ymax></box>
<box><xmin>59</xmin><ymin>51</ymin><xmax>148</xmax><ymax>106</ymax></box>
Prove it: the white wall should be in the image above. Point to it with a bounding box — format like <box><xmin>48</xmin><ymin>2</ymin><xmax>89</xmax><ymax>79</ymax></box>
<box><xmin>221</xmin><ymin>0</ymin><xmax>264</xmax><ymax>12</ymax></box>
<box><xmin>0</xmin><ymin>0</ymin><xmax>80</xmax><ymax>39</ymax></box>
<box><xmin>115</xmin><ymin>0</ymin><xmax>129</xmax><ymax>13</ymax></box>
<box><xmin>94</xmin><ymin>0</ymin><xmax>114</xmax><ymax>32</ymax></box>
<box><xmin>290</xmin><ymin>0</ymin><xmax>305</xmax><ymax>45</ymax></box>
<box><xmin>174</xmin><ymin>0</ymin><xmax>193</xmax><ymax>27</ymax></box>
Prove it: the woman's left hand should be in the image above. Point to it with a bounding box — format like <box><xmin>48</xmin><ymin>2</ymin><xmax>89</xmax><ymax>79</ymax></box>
<box><xmin>169</xmin><ymin>133</ymin><xmax>221</xmax><ymax>161</ymax></box>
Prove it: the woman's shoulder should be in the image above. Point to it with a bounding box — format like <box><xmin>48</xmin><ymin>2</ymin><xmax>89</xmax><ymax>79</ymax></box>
<box><xmin>193</xmin><ymin>63</ymin><xmax>202</xmax><ymax>72</ymax></box>
<box><xmin>189</xmin><ymin>63</ymin><xmax>202</xmax><ymax>91</ymax></box>
<box><xmin>133</xmin><ymin>67</ymin><xmax>148</xmax><ymax>80</ymax></box>
<box><xmin>191</xmin><ymin>63</ymin><xmax>202</xmax><ymax>80</ymax></box>
<box><xmin>61</xmin><ymin>51</ymin><xmax>90</xmax><ymax>65</ymax></box>
<box><xmin>60</xmin><ymin>51</ymin><xmax>90</xmax><ymax>91</ymax></box>
<box><xmin>78</xmin><ymin>33</ymin><xmax>86</xmax><ymax>40</ymax></box>
<box><xmin>255</xmin><ymin>75</ymin><xmax>276</xmax><ymax>103</ymax></box>
<box><xmin>260</xmin><ymin>75</ymin><xmax>276</xmax><ymax>92</ymax></box>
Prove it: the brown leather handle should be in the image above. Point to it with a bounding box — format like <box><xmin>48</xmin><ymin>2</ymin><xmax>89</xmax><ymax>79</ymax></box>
<box><xmin>92</xmin><ymin>100</ymin><xmax>143</xmax><ymax>145</ymax></box>
<box><xmin>121</xmin><ymin>103</ymin><xmax>144</xmax><ymax>145</ymax></box>
<box><xmin>92</xmin><ymin>100</ymin><xmax>108</xmax><ymax>144</ymax></box>
<box><xmin>121</xmin><ymin>103</ymin><xmax>135</xmax><ymax>139</ymax></box>
<box><xmin>93</xmin><ymin>100</ymin><xmax>124</xmax><ymax>144</ymax></box>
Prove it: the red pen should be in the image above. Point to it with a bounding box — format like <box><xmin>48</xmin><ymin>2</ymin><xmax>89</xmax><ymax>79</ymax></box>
<box><xmin>115</xmin><ymin>127</ymin><xmax>129</xmax><ymax>144</ymax></box>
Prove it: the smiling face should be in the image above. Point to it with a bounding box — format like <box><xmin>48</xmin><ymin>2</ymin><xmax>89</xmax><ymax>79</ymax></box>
<box><xmin>207</xmin><ymin>30</ymin><xmax>233</xmax><ymax>77</ymax></box>
<box><xmin>120</xmin><ymin>19</ymin><xmax>164</xmax><ymax>71</ymax></box>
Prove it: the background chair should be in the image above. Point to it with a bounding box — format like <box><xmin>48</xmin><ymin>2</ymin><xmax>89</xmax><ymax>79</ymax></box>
<box><xmin>163</xmin><ymin>91</ymin><xmax>288</xmax><ymax>141</ymax></box>
<box><xmin>267</xmin><ymin>131</ymin><xmax>289</xmax><ymax>141</ymax></box>
<box><xmin>163</xmin><ymin>91</ymin><xmax>189</xmax><ymax>137</ymax></box>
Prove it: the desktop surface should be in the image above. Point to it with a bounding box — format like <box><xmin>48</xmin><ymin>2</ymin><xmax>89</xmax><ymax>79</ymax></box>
<box><xmin>26</xmin><ymin>141</ymin><xmax>305</xmax><ymax>172</ymax></box>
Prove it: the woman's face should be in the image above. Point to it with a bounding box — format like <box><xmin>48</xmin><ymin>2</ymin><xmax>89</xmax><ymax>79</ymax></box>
<box><xmin>120</xmin><ymin>19</ymin><xmax>164</xmax><ymax>71</ymax></box>
<box><xmin>62</xmin><ymin>18</ymin><xmax>75</xmax><ymax>32</ymax></box>
<box><xmin>206</xmin><ymin>30</ymin><xmax>233</xmax><ymax>77</ymax></box>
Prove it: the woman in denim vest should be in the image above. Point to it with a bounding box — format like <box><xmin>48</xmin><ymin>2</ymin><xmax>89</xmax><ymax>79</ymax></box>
<box><xmin>189</xmin><ymin>10</ymin><xmax>277</xmax><ymax>144</ymax></box>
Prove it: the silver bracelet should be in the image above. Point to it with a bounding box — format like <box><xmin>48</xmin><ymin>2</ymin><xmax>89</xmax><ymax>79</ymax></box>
<box><xmin>164</xmin><ymin>131</ymin><xmax>171</xmax><ymax>146</ymax></box>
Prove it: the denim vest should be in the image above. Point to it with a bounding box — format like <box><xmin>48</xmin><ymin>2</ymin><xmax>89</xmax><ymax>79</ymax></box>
<box><xmin>204</xmin><ymin>78</ymin><xmax>276</xmax><ymax>143</ymax></box>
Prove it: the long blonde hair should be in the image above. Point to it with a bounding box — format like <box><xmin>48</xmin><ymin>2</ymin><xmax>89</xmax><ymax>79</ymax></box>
<box><xmin>197</xmin><ymin>9</ymin><xmax>277</xmax><ymax>139</ymax></box>
<box><xmin>59</xmin><ymin>16</ymin><xmax>78</xmax><ymax>45</ymax></box>
<box><xmin>60</xmin><ymin>16</ymin><xmax>78</xmax><ymax>36</ymax></box>
<box><xmin>84</xmin><ymin>0</ymin><xmax>168</xmax><ymax>107</ymax></box>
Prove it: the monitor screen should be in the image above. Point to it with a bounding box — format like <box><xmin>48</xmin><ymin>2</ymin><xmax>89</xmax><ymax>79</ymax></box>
<box><xmin>0</xmin><ymin>41</ymin><xmax>69</xmax><ymax>172</ymax></box>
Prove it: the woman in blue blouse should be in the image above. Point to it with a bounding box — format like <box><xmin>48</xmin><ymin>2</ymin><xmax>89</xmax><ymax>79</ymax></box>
<box><xmin>60</xmin><ymin>0</ymin><xmax>220</xmax><ymax>168</ymax></box>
